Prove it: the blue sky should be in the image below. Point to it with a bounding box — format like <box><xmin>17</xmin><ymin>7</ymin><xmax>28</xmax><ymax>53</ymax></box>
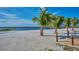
<box><xmin>0</xmin><ymin>7</ymin><xmax>79</xmax><ymax>27</ymax></box>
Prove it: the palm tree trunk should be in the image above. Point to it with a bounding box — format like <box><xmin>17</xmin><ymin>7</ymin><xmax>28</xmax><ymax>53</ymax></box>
<box><xmin>67</xmin><ymin>28</ymin><xmax>69</xmax><ymax>38</ymax></box>
<box><xmin>72</xmin><ymin>27</ymin><xmax>76</xmax><ymax>36</ymax></box>
<box><xmin>40</xmin><ymin>26</ymin><xmax>43</xmax><ymax>36</ymax></box>
<box><xmin>71</xmin><ymin>27</ymin><xmax>74</xmax><ymax>45</ymax></box>
<box><xmin>73</xmin><ymin>28</ymin><xmax>76</xmax><ymax>36</ymax></box>
<box><xmin>55</xmin><ymin>28</ymin><xmax>58</xmax><ymax>42</ymax></box>
<box><xmin>75</xmin><ymin>30</ymin><xmax>76</xmax><ymax>37</ymax></box>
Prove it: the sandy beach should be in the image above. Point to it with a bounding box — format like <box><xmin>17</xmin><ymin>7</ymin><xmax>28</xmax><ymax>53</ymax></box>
<box><xmin>0</xmin><ymin>28</ymin><xmax>79</xmax><ymax>51</ymax></box>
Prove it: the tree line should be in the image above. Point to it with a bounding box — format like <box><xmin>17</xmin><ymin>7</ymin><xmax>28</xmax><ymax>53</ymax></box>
<box><xmin>32</xmin><ymin>7</ymin><xmax>79</xmax><ymax>42</ymax></box>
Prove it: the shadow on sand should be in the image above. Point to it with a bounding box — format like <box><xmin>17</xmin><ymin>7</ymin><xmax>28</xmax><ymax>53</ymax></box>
<box><xmin>43</xmin><ymin>35</ymin><xmax>55</xmax><ymax>37</ymax></box>
<box><xmin>43</xmin><ymin>32</ymin><xmax>79</xmax><ymax>40</ymax></box>
<box><xmin>58</xmin><ymin>35</ymin><xmax>68</xmax><ymax>39</ymax></box>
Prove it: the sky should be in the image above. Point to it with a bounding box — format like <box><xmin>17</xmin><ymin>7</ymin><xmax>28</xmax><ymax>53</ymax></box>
<box><xmin>0</xmin><ymin>7</ymin><xmax>79</xmax><ymax>27</ymax></box>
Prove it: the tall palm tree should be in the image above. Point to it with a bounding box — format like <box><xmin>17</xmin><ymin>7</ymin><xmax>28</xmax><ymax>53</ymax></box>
<box><xmin>49</xmin><ymin>16</ymin><xmax>64</xmax><ymax>42</ymax></box>
<box><xmin>64</xmin><ymin>18</ymin><xmax>71</xmax><ymax>38</ymax></box>
<box><xmin>71</xmin><ymin>17</ymin><xmax>78</xmax><ymax>36</ymax></box>
<box><xmin>32</xmin><ymin>7</ymin><xmax>52</xmax><ymax>36</ymax></box>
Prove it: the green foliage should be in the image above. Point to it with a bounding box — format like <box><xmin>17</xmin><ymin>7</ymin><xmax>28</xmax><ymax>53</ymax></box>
<box><xmin>72</xmin><ymin>17</ymin><xmax>78</xmax><ymax>28</ymax></box>
<box><xmin>49</xmin><ymin>16</ymin><xmax>64</xmax><ymax>28</ymax></box>
<box><xmin>32</xmin><ymin>17</ymin><xmax>39</xmax><ymax>22</ymax></box>
<box><xmin>63</xmin><ymin>45</ymin><xmax>79</xmax><ymax>51</ymax></box>
<box><xmin>0</xmin><ymin>28</ymin><xmax>11</xmax><ymax>31</ymax></box>
<box><xmin>65</xmin><ymin>18</ymin><xmax>71</xmax><ymax>28</ymax></box>
<box><xmin>48</xmin><ymin>49</ymin><xmax>53</xmax><ymax>51</ymax></box>
<box><xmin>32</xmin><ymin>8</ymin><xmax>79</xmax><ymax>29</ymax></box>
<box><xmin>32</xmin><ymin>7</ymin><xmax>52</xmax><ymax>26</ymax></box>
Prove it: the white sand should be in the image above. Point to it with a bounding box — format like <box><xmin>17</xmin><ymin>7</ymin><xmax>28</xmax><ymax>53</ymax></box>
<box><xmin>0</xmin><ymin>28</ymin><xmax>78</xmax><ymax>51</ymax></box>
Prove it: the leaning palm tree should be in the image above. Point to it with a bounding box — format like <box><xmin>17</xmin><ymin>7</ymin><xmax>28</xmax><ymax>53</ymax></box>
<box><xmin>71</xmin><ymin>17</ymin><xmax>78</xmax><ymax>36</ymax></box>
<box><xmin>64</xmin><ymin>18</ymin><xmax>71</xmax><ymax>38</ymax></box>
<box><xmin>49</xmin><ymin>16</ymin><xmax>64</xmax><ymax>42</ymax></box>
<box><xmin>32</xmin><ymin>7</ymin><xmax>52</xmax><ymax>36</ymax></box>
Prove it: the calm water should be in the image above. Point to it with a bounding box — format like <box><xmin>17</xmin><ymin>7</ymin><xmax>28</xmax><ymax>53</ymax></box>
<box><xmin>0</xmin><ymin>27</ymin><xmax>52</xmax><ymax>31</ymax></box>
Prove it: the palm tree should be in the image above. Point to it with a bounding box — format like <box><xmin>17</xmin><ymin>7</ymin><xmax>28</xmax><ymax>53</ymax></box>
<box><xmin>64</xmin><ymin>18</ymin><xmax>71</xmax><ymax>38</ymax></box>
<box><xmin>32</xmin><ymin>7</ymin><xmax>52</xmax><ymax>36</ymax></box>
<box><xmin>49</xmin><ymin>16</ymin><xmax>64</xmax><ymax>42</ymax></box>
<box><xmin>71</xmin><ymin>17</ymin><xmax>78</xmax><ymax>36</ymax></box>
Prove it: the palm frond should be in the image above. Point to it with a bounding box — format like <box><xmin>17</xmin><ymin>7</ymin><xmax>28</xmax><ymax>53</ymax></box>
<box><xmin>65</xmin><ymin>18</ymin><xmax>71</xmax><ymax>28</ymax></box>
<box><xmin>56</xmin><ymin>16</ymin><xmax>64</xmax><ymax>28</ymax></box>
<box><xmin>72</xmin><ymin>17</ymin><xmax>78</xmax><ymax>27</ymax></box>
<box><xmin>32</xmin><ymin>17</ymin><xmax>39</xmax><ymax>23</ymax></box>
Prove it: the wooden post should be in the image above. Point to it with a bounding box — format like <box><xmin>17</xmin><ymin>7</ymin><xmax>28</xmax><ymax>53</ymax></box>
<box><xmin>71</xmin><ymin>35</ymin><xmax>74</xmax><ymax>45</ymax></box>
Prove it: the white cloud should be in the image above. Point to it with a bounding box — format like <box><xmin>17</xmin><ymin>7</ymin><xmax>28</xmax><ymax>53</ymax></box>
<box><xmin>0</xmin><ymin>12</ymin><xmax>18</xmax><ymax>19</ymax></box>
<box><xmin>0</xmin><ymin>12</ymin><xmax>37</xmax><ymax>26</ymax></box>
<box><xmin>53</xmin><ymin>11</ymin><xmax>60</xmax><ymax>15</ymax></box>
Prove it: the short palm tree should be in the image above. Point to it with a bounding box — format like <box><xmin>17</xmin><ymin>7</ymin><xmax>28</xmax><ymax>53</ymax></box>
<box><xmin>32</xmin><ymin>7</ymin><xmax>52</xmax><ymax>36</ymax></box>
<box><xmin>71</xmin><ymin>17</ymin><xmax>78</xmax><ymax>36</ymax></box>
<box><xmin>49</xmin><ymin>16</ymin><xmax>64</xmax><ymax>42</ymax></box>
<box><xmin>64</xmin><ymin>18</ymin><xmax>71</xmax><ymax>38</ymax></box>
